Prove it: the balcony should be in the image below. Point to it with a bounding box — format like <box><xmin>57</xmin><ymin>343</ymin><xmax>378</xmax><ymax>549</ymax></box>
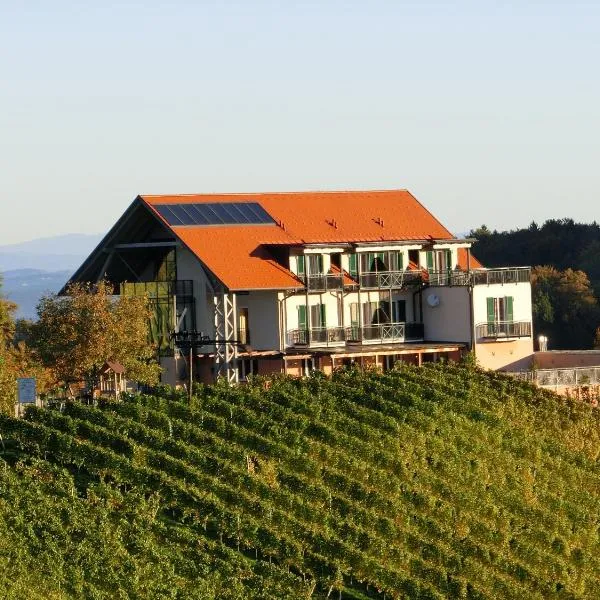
<box><xmin>286</xmin><ymin>322</ymin><xmax>424</xmax><ymax>347</ymax></box>
<box><xmin>425</xmin><ymin>270</ymin><xmax>471</xmax><ymax>286</ymax></box>
<box><xmin>475</xmin><ymin>320</ymin><xmax>532</xmax><ymax>340</ymax></box>
<box><xmin>287</xmin><ymin>327</ymin><xmax>345</xmax><ymax>347</ymax></box>
<box><xmin>359</xmin><ymin>270</ymin><xmax>423</xmax><ymax>289</ymax></box>
<box><xmin>304</xmin><ymin>274</ymin><xmax>345</xmax><ymax>292</ymax></box>
<box><xmin>346</xmin><ymin>322</ymin><xmax>424</xmax><ymax>344</ymax></box>
<box><xmin>423</xmin><ymin>267</ymin><xmax>531</xmax><ymax>287</ymax></box>
<box><xmin>471</xmin><ymin>267</ymin><xmax>531</xmax><ymax>286</ymax></box>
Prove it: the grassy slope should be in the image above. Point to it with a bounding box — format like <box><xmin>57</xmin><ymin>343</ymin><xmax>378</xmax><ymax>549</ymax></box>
<box><xmin>0</xmin><ymin>363</ymin><xmax>599</xmax><ymax>599</ymax></box>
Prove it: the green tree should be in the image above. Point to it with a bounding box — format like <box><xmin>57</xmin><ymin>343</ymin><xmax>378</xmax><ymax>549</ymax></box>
<box><xmin>30</xmin><ymin>281</ymin><xmax>160</xmax><ymax>391</ymax></box>
<box><xmin>532</xmin><ymin>266</ymin><xmax>600</xmax><ymax>349</ymax></box>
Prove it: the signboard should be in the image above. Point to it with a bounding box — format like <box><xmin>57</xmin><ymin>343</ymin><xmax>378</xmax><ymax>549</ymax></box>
<box><xmin>17</xmin><ymin>378</ymin><xmax>36</xmax><ymax>404</ymax></box>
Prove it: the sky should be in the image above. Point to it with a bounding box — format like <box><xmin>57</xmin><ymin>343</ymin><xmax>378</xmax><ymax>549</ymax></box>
<box><xmin>1</xmin><ymin>1</ymin><xmax>599</xmax><ymax>244</ymax></box>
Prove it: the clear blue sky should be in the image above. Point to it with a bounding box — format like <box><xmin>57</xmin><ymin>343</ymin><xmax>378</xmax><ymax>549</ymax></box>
<box><xmin>1</xmin><ymin>1</ymin><xmax>599</xmax><ymax>244</ymax></box>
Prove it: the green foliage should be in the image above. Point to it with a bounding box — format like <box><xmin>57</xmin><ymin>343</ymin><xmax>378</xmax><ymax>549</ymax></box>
<box><xmin>1</xmin><ymin>364</ymin><xmax>600</xmax><ymax>598</ymax></box>
<box><xmin>532</xmin><ymin>267</ymin><xmax>600</xmax><ymax>349</ymax></box>
<box><xmin>30</xmin><ymin>281</ymin><xmax>160</xmax><ymax>388</ymax></box>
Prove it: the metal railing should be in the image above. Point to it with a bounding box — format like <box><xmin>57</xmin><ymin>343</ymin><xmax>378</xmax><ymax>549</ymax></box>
<box><xmin>426</xmin><ymin>270</ymin><xmax>471</xmax><ymax>286</ymax></box>
<box><xmin>287</xmin><ymin>322</ymin><xmax>424</xmax><ymax>346</ymax></box>
<box><xmin>510</xmin><ymin>367</ymin><xmax>600</xmax><ymax>388</ymax></box>
<box><xmin>471</xmin><ymin>267</ymin><xmax>531</xmax><ymax>285</ymax></box>
<box><xmin>346</xmin><ymin>322</ymin><xmax>424</xmax><ymax>343</ymax></box>
<box><xmin>359</xmin><ymin>270</ymin><xmax>423</xmax><ymax>289</ymax></box>
<box><xmin>287</xmin><ymin>327</ymin><xmax>345</xmax><ymax>346</ymax></box>
<box><xmin>304</xmin><ymin>274</ymin><xmax>345</xmax><ymax>291</ymax></box>
<box><xmin>475</xmin><ymin>320</ymin><xmax>532</xmax><ymax>339</ymax></box>
<box><xmin>425</xmin><ymin>267</ymin><xmax>531</xmax><ymax>287</ymax></box>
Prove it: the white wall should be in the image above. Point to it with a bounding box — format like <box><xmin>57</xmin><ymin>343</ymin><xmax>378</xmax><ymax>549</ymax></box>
<box><xmin>237</xmin><ymin>291</ymin><xmax>280</xmax><ymax>350</ymax></box>
<box><xmin>472</xmin><ymin>282</ymin><xmax>533</xmax><ymax>327</ymax></box>
<box><xmin>422</xmin><ymin>287</ymin><xmax>471</xmax><ymax>343</ymax></box>
<box><xmin>472</xmin><ymin>281</ymin><xmax>534</xmax><ymax>370</ymax></box>
<box><xmin>176</xmin><ymin>246</ymin><xmax>214</xmax><ymax>336</ymax></box>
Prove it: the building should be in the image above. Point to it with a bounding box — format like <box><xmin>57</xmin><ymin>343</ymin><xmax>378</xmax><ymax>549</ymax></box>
<box><xmin>65</xmin><ymin>190</ymin><xmax>534</xmax><ymax>383</ymax></box>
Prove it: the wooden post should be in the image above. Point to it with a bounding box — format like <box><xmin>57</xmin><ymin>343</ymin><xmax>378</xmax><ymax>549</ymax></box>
<box><xmin>189</xmin><ymin>345</ymin><xmax>193</xmax><ymax>403</ymax></box>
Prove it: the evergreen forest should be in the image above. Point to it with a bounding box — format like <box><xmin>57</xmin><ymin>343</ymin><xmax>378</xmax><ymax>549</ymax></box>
<box><xmin>1</xmin><ymin>363</ymin><xmax>599</xmax><ymax>599</ymax></box>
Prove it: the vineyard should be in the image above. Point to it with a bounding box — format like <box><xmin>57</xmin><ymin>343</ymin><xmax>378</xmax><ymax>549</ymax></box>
<box><xmin>1</xmin><ymin>362</ymin><xmax>600</xmax><ymax>599</ymax></box>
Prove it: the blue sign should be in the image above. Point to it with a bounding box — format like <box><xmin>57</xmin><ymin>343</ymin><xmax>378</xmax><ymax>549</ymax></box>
<box><xmin>17</xmin><ymin>378</ymin><xmax>36</xmax><ymax>404</ymax></box>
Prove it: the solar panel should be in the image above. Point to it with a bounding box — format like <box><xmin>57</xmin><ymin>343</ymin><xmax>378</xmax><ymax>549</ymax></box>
<box><xmin>153</xmin><ymin>202</ymin><xmax>275</xmax><ymax>226</ymax></box>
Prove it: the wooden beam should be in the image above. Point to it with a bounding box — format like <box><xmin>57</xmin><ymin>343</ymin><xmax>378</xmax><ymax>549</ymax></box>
<box><xmin>112</xmin><ymin>241</ymin><xmax>178</xmax><ymax>250</ymax></box>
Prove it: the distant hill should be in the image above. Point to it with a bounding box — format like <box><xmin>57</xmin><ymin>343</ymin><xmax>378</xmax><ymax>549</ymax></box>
<box><xmin>2</xmin><ymin>269</ymin><xmax>71</xmax><ymax>320</ymax></box>
<box><xmin>0</xmin><ymin>233</ymin><xmax>102</xmax><ymax>272</ymax></box>
<box><xmin>0</xmin><ymin>234</ymin><xmax>101</xmax><ymax>319</ymax></box>
<box><xmin>1</xmin><ymin>364</ymin><xmax>599</xmax><ymax>598</ymax></box>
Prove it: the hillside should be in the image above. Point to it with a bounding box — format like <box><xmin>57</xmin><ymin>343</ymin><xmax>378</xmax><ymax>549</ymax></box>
<box><xmin>1</xmin><ymin>363</ymin><xmax>600</xmax><ymax>599</ymax></box>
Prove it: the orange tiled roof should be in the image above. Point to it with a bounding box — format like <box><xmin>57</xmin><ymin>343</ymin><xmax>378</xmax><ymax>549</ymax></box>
<box><xmin>174</xmin><ymin>225</ymin><xmax>303</xmax><ymax>290</ymax></box>
<box><xmin>140</xmin><ymin>190</ymin><xmax>477</xmax><ymax>289</ymax></box>
<box><xmin>141</xmin><ymin>190</ymin><xmax>455</xmax><ymax>243</ymax></box>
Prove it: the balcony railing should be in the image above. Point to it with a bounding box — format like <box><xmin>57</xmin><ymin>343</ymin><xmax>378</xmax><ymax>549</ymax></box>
<box><xmin>510</xmin><ymin>367</ymin><xmax>600</xmax><ymax>388</ymax></box>
<box><xmin>287</xmin><ymin>322</ymin><xmax>424</xmax><ymax>346</ymax></box>
<box><xmin>304</xmin><ymin>274</ymin><xmax>345</xmax><ymax>291</ymax></box>
<box><xmin>475</xmin><ymin>320</ymin><xmax>532</xmax><ymax>340</ymax></box>
<box><xmin>359</xmin><ymin>270</ymin><xmax>423</xmax><ymax>289</ymax></box>
<box><xmin>287</xmin><ymin>327</ymin><xmax>345</xmax><ymax>347</ymax></box>
<box><xmin>471</xmin><ymin>267</ymin><xmax>531</xmax><ymax>285</ymax></box>
<box><xmin>425</xmin><ymin>270</ymin><xmax>471</xmax><ymax>286</ymax></box>
<box><xmin>425</xmin><ymin>267</ymin><xmax>531</xmax><ymax>287</ymax></box>
<box><xmin>346</xmin><ymin>322</ymin><xmax>424</xmax><ymax>344</ymax></box>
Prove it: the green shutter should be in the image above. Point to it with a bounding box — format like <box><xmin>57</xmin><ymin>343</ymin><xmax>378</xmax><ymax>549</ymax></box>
<box><xmin>297</xmin><ymin>255</ymin><xmax>305</xmax><ymax>276</ymax></box>
<box><xmin>317</xmin><ymin>255</ymin><xmax>324</xmax><ymax>274</ymax></box>
<box><xmin>348</xmin><ymin>254</ymin><xmax>358</xmax><ymax>277</ymax></box>
<box><xmin>446</xmin><ymin>249</ymin><xmax>452</xmax><ymax>271</ymax></box>
<box><xmin>320</xmin><ymin>304</ymin><xmax>326</xmax><ymax>327</ymax></box>
<box><xmin>486</xmin><ymin>297</ymin><xmax>495</xmax><ymax>323</ymax></box>
<box><xmin>298</xmin><ymin>305</ymin><xmax>307</xmax><ymax>329</ymax></box>
<box><xmin>396</xmin><ymin>251</ymin><xmax>404</xmax><ymax>271</ymax></box>
<box><xmin>426</xmin><ymin>251</ymin><xmax>434</xmax><ymax>271</ymax></box>
<box><xmin>505</xmin><ymin>296</ymin><xmax>514</xmax><ymax>322</ymax></box>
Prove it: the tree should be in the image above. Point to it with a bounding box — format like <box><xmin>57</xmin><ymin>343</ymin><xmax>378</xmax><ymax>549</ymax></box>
<box><xmin>0</xmin><ymin>275</ymin><xmax>18</xmax><ymax>413</ymax></box>
<box><xmin>532</xmin><ymin>266</ymin><xmax>600</xmax><ymax>349</ymax></box>
<box><xmin>31</xmin><ymin>282</ymin><xmax>160</xmax><ymax>391</ymax></box>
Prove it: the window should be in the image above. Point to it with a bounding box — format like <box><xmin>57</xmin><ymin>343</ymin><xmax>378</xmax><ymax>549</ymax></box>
<box><xmin>298</xmin><ymin>305</ymin><xmax>307</xmax><ymax>330</ymax></box>
<box><xmin>363</xmin><ymin>301</ymin><xmax>390</xmax><ymax>325</ymax></box>
<box><xmin>238</xmin><ymin>308</ymin><xmax>249</xmax><ymax>344</ymax></box>
<box><xmin>362</xmin><ymin>252</ymin><xmax>388</xmax><ymax>272</ymax></box>
<box><xmin>310</xmin><ymin>304</ymin><xmax>326</xmax><ymax>328</ymax></box>
<box><xmin>238</xmin><ymin>358</ymin><xmax>259</xmax><ymax>381</ymax></box>
<box><xmin>425</xmin><ymin>249</ymin><xmax>451</xmax><ymax>271</ymax></box>
<box><xmin>308</xmin><ymin>254</ymin><xmax>324</xmax><ymax>275</ymax></box>
<box><xmin>350</xmin><ymin>302</ymin><xmax>359</xmax><ymax>327</ymax></box>
<box><xmin>389</xmin><ymin>251</ymin><xmax>404</xmax><ymax>272</ymax></box>
<box><xmin>348</xmin><ymin>254</ymin><xmax>358</xmax><ymax>278</ymax></box>
<box><xmin>486</xmin><ymin>296</ymin><xmax>514</xmax><ymax>323</ymax></box>
<box><xmin>297</xmin><ymin>255</ymin><xmax>305</xmax><ymax>277</ymax></box>
<box><xmin>392</xmin><ymin>299</ymin><xmax>406</xmax><ymax>323</ymax></box>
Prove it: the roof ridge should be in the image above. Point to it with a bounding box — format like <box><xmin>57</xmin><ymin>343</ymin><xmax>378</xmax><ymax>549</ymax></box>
<box><xmin>140</xmin><ymin>189</ymin><xmax>410</xmax><ymax>198</ymax></box>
